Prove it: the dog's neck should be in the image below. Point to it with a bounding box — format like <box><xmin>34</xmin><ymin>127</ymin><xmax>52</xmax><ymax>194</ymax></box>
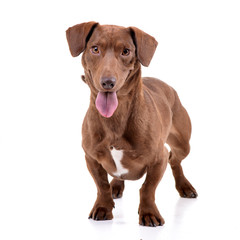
<box><xmin>87</xmin><ymin>63</ymin><xmax>146</xmax><ymax>137</ymax></box>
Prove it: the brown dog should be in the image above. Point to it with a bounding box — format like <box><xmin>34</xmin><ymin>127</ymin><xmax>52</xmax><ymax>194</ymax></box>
<box><xmin>66</xmin><ymin>22</ymin><xmax>197</xmax><ymax>227</ymax></box>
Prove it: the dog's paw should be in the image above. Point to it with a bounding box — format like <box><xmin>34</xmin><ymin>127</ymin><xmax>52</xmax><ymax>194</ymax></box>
<box><xmin>176</xmin><ymin>177</ymin><xmax>198</xmax><ymax>198</ymax></box>
<box><xmin>110</xmin><ymin>179</ymin><xmax>125</xmax><ymax>199</ymax></box>
<box><xmin>89</xmin><ymin>197</ymin><xmax>114</xmax><ymax>221</ymax></box>
<box><xmin>89</xmin><ymin>206</ymin><xmax>113</xmax><ymax>221</ymax></box>
<box><xmin>139</xmin><ymin>213</ymin><xmax>164</xmax><ymax>227</ymax></box>
<box><xmin>138</xmin><ymin>203</ymin><xmax>165</xmax><ymax>227</ymax></box>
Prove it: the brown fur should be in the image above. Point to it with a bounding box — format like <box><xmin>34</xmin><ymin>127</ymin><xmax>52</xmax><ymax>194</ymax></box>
<box><xmin>66</xmin><ymin>22</ymin><xmax>197</xmax><ymax>227</ymax></box>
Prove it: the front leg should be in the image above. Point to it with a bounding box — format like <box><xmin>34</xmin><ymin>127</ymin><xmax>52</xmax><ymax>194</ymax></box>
<box><xmin>85</xmin><ymin>155</ymin><xmax>115</xmax><ymax>220</ymax></box>
<box><xmin>139</xmin><ymin>154</ymin><xmax>168</xmax><ymax>227</ymax></box>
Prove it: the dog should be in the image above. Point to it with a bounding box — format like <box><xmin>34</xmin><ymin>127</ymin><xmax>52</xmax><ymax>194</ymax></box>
<box><xmin>66</xmin><ymin>22</ymin><xmax>197</xmax><ymax>227</ymax></box>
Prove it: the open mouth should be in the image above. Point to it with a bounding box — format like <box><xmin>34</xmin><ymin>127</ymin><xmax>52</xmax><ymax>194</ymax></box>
<box><xmin>95</xmin><ymin>91</ymin><xmax>118</xmax><ymax>118</ymax></box>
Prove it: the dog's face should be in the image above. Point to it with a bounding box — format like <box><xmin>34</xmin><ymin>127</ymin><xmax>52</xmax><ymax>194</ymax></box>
<box><xmin>82</xmin><ymin>25</ymin><xmax>136</xmax><ymax>94</ymax></box>
<box><xmin>66</xmin><ymin>22</ymin><xmax>158</xmax><ymax>118</ymax></box>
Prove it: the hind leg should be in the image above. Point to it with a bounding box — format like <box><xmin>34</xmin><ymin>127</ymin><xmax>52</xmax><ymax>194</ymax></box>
<box><xmin>110</xmin><ymin>178</ymin><xmax>125</xmax><ymax>199</ymax></box>
<box><xmin>167</xmin><ymin>96</ymin><xmax>198</xmax><ymax>198</ymax></box>
<box><xmin>167</xmin><ymin>140</ymin><xmax>197</xmax><ymax>198</ymax></box>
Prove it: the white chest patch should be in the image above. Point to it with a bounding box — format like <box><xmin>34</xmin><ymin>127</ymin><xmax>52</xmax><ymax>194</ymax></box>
<box><xmin>164</xmin><ymin>143</ymin><xmax>171</xmax><ymax>152</ymax></box>
<box><xmin>110</xmin><ymin>147</ymin><xmax>128</xmax><ymax>177</ymax></box>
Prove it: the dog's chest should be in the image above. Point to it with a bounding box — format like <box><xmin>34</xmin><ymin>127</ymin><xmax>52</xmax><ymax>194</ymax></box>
<box><xmin>110</xmin><ymin>147</ymin><xmax>128</xmax><ymax>177</ymax></box>
<box><xmin>105</xmin><ymin>145</ymin><xmax>147</xmax><ymax>180</ymax></box>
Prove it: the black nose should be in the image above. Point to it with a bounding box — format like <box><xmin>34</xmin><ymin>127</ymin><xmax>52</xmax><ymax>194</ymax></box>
<box><xmin>101</xmin><ymin>77</ymin><xmax>116</xmax><ymax>90</ymax></box>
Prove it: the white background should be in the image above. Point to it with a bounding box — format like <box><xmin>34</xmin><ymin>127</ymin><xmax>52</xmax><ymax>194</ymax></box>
<box><xmin>0</xmin><ymin>0</ymin><xmax>240</xmax><ymax>239</ymax></box>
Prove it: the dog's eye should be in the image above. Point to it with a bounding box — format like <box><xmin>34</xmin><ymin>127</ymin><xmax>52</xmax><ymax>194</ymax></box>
<box><xmin>91</xmin><ymin>46</ymin><xmax>100</xmax><ymax>54</ymax></box>
<box><xmin>122</xmin><ymin>48</ymin><xmax>130</xmax><ymax>56</ymax></box>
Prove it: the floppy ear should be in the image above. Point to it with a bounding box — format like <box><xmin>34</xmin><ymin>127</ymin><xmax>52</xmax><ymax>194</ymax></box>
<box><xmin>66</xmin><ymin>21</ymin><xmax>99</xmax><ymax>57</ymax></box>
<box><xmin>129</xmin><ymin>27</ymin><xmax>158</xmax><ymax>67</ymax></box>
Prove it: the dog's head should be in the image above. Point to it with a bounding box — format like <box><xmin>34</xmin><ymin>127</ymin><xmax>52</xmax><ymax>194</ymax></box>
<box><xmin>66</xmin><ymin>22</ymin><xmax>158</xmax><ymax>118</ymax></box>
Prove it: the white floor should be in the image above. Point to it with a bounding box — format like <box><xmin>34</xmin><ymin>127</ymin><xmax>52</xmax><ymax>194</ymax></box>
<box><xmin>77</xmin><ymin>165</ymin><xmax>240</xmax><ymax>240</ymax></box>
<box><xmin>1</xmin><ymin>153</ymin><xmax>239</xmax><ymax>240</ymax></box>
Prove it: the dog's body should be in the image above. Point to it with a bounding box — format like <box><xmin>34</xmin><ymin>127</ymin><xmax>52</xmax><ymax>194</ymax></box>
<box><xmin>66</xmin><ymin>22</ymin><xmax>197</xmax><ymax>227</ymax></box>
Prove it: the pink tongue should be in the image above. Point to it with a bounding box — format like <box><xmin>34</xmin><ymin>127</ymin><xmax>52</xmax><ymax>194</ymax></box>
<box><xmin>95</xmin><ymin>92</ymin><xmax>118</xmax><ymax>118</ymax></box>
